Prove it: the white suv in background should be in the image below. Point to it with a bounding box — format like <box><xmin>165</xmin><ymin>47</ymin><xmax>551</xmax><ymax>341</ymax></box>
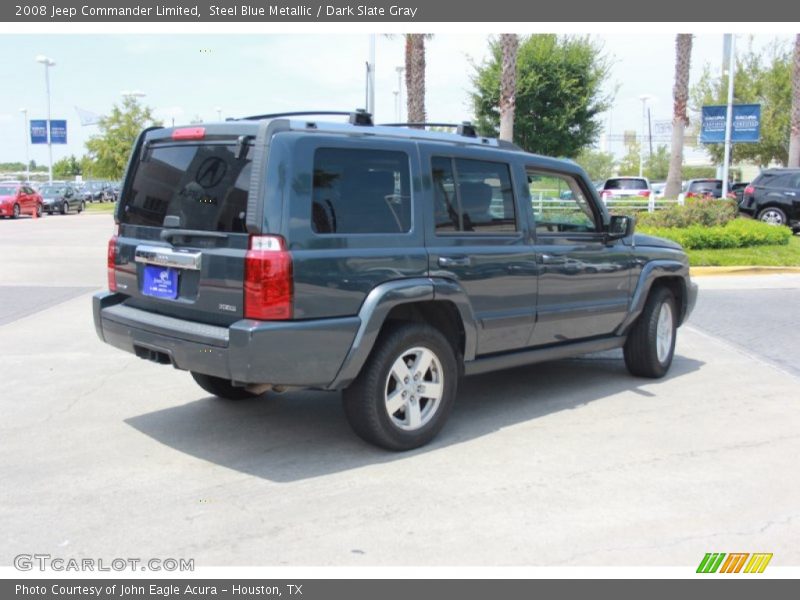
<box><xmin>599</xmin><ymin>176</ymin><xmax>651</xmax><ymax>201</ymax></box>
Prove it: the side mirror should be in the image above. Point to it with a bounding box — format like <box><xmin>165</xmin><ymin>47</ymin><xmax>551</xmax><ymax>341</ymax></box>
<box><xmin>606</xmin><ymin>215</ymin><xmax>634</xmax><ymax>240</ymax></box>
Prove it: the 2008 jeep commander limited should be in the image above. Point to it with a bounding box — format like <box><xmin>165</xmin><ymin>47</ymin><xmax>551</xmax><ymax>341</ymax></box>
<box><xmin>93</xmin><ymin>110</ymin><xmax>698</xmax><ymax>451</ymax></box>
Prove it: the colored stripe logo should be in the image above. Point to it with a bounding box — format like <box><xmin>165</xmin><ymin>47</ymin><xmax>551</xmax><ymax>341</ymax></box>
<box><xmin>697</xmin><ymin>553</ymin><xmax>773</xmax><ymax>573</ymax></box>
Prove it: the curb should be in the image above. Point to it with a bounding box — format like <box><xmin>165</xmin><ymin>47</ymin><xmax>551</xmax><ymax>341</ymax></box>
<box><xmin>690</xmin><ymin>266</ymin><xmax>800</xmax><ymax>276</ymax></box>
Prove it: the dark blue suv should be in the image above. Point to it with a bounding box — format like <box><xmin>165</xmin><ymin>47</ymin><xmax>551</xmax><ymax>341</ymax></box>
<box><xmin>93</xmin><ymin>111</ymin><xmax>697</xmax><ymax>450</ymax></box>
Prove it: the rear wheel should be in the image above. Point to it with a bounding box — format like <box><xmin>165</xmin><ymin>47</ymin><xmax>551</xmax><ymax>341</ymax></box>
<box><xmin>342</xmin><ymin>323</ymin><xmax>458</xmax><ymax>451</ymax></box>
<box><xmin>757</xmin><ymin>206</ymin><xmax>787</xmax><ymax>226</ymax></box>
<box><xmin>190</xmin><ymin>372</ymin><xmax>261</xmax><ymax>400</ymax></box>
<box><xmin>624</xmin><ymin>287</ymin><xmax>677</xmax><ymax>378</ymax></box>
<box><xmin>12</xmin><ymin>203</ymin><xmax>20</xmax><ymax>219</ymax></box>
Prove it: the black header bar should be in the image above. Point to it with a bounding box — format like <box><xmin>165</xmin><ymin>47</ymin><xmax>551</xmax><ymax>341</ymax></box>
<box><xmin>0</xmin><ymin>0</ymin><xmax>785</xmax><ymax>22</ymax></box>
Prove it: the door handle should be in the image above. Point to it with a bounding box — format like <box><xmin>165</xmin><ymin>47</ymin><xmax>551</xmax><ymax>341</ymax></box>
<box><xmin>785</xmin><ymin>191</ymin><xmax>796</xmax><ymax>197</ymax></box>
<box><xmin>438</xmin><ymin>256</ymin><xmax>471</xmax><ymax>268</ymax></box>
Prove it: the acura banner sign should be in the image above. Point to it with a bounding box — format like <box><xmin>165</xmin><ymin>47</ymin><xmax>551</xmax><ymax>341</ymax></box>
<box><xmin>700</xmin><ymin>104</ymin><xmax>761</xmax><ymax>144</ymax></box>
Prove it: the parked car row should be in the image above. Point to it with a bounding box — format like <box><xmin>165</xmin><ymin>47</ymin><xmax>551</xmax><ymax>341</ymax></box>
<box><xmin>0</xmin><ymin>179</ymin><xmax>121</xmax><ymax>203</ymax></box>
<box><xmin>593</xmin><ymin>172</ymin><xmax>798</xmax><ymax>233</ymax></box>
<box><xmin>0</xmin><ymin>182</ymin><xmax>91</xmax><ymax>218</ymax></box>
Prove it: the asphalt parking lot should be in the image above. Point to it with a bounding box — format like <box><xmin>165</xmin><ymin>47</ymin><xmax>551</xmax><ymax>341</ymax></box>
<box><xmin>1</xmin><ymin>213</ymin><xmax>799</xmax><ymax>567</ymax></box>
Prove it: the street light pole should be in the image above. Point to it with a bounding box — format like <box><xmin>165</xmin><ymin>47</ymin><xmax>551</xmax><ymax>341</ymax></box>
<box><xmin>638</xmin><ymin>95</ymin><xmax>652</xmax><ymax>178</ymax></box>
<box><xmin>19</xmin><ymin>108</ymin><xmax>30</xmax><ymax>182</ymax></box>
<box><xmin>36</xmin><ymin>55</ymin><xmax>56</xmax><ymax>184</ymax></box>
<box><xmin>721</xmin><ymin>35</ymin><xmax>737</xmax><ymax>198</ymax></box>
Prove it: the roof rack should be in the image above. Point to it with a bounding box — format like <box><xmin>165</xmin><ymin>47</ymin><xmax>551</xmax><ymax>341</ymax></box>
<box><xmin>236</xmin><ymin>109</ymin><xmax>374</xmax><ymax>126</ymax></box>
<box><xmin>380</xmin><ymin>121</ymin><xmax>478</xmax><ymax>138</ymax></box>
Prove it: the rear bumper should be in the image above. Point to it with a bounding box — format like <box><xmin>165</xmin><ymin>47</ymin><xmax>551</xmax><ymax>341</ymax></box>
<box><xmin>93</xmin><ymin>292</ymin><xmax>360</xmax><ymax>388</ymax></box>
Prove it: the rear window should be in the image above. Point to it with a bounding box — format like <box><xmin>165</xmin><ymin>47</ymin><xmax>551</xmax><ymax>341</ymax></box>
<box><xmin>0</xmin><ymin>185</ymin><xmax>18</xmax><ymax>195</ymax></box>
<box><xmin>758</xmin><ymin>172</ymin><xmax>800</xmax><ymax>189</ymax></box>
<box><xmin>120</xmin><ymin>142</ymin><xmax>252</xmax><ymax>232</ymax></box>
<box><xmin>604</xmin><ymin>178</ymin><xmax>648</xmax><ymax>190</ymax></box>
<box><xmin>312</xmin><ymin>148</ymin><xmax>411</xmax><ymax>234</ymax></box>
<box><xmin>688</xmin><ymin>180</ymin><xmax>722</xmax><ymax>193</ymax></box>
<box><xmin>433</xmin><ymin>157</ymin><xmax>517</xmax><ymax>233</ymax></box>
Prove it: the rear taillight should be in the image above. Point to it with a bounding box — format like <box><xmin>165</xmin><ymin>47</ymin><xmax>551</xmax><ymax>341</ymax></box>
<box><xmin>686</xmin><ymin>192</ymin><xmax>696</xmax><ymax>198</ymax></box>
<box><xmin>244</xmin><ymin>235</ymin><xmax>293</xmax><ymax>320</ymax></box>
<box><xmin>641</xmin><ymin>190</ymin><xmax>651</xmax><ymax>197</ymax></box>
<box><xmin>744</xmin><ymin>185</ymin><xmax>755</xmax><ymax>195</ymax></box>
<box><xmin>107</xmin><ymin>226</ymin><xmax>118</xmax><ymax>292</ymax></box>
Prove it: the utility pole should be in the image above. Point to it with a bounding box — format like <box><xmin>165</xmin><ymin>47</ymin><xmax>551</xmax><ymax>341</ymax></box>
<box><xmin>722</xmin><ymin>35</ymin><xmax>736</xmax><ymax>197</ymax></box>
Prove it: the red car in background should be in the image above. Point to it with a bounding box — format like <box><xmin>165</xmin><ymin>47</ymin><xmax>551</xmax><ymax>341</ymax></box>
<box><xmin>0</xmin><ymin>183</ymin><xmax>43</xmax><ymax>219</ymax></box>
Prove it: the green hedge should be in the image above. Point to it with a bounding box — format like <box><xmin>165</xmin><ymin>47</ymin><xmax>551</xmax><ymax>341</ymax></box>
<box><xmin>635</xmin><ymin>199</ymin><xmax>738</xmax><ymax>228</ymax></box>
<box><xmin>639</xmin><ymin>218</ymin><xmax>793</xmax><ymax>250</ymax></box>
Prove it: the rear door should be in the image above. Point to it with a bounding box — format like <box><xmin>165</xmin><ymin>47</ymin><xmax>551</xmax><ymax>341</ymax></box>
<box><xmin>114</xmin><ymin>133</ymin><xmax>255</xmax><ymax>326</ymax></box>
<box><xmin>421</xmin><ymin>147</ymin><xmax>538</xmax><ymax>356</ymax></box>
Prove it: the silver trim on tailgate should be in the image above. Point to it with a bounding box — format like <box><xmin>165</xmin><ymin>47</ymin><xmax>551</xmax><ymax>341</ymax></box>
<box><xmin>134</xmin><ymin>245</ymin><xmax>202</xmax><ymax>270</ymax></box>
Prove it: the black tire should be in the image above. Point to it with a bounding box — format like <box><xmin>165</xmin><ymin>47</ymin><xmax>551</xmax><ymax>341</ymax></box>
<box><xmin>35</xmin><ymin>204</ymin><xmax>42</xmax><ymax>218</ymax></box>
<box><xmin>61</xmin><ymin>201</ymin><xmax>69</xmax><ymax>215</ymax></box>
<box><xmin>342</xmin><ymin>322</ymin><xmax>458</xmax><ymax>451</ymax></box>
<box><xmin>757</xmin><ymin>206</ymin><xmax>787</xmax><ymax>226</ymax></box>
<box><xmin>12</xmin><ymin>203</ymin><xmax>20</xmax><ymax>219</ymax></box>
<box><xmin>78</xmin><ymin>201</ymin><xmax>85</xmax><ymax>213</ymax></box>
<box><xmin>47</xmin><ymin>210</ymin><xmax>53</xmax><ymax>216</ymax></box>
<box><xmin>190</xmin><ymin>372</ymin><xmax>261</xmax><ymax>400</ymax></box>
<box><xmin>624</xmin><ymin>287</ymin><xmax>677</xmax><ymax>379</ymax></box>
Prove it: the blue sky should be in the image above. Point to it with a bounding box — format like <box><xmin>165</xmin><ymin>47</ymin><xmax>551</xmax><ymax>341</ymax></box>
<box><xmin>0</xmin><ymin>33</ymin><xmax>792</xmax><ymax>166</ymax></box>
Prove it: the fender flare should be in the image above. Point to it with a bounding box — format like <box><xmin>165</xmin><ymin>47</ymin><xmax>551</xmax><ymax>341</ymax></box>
<box><xmin>327</xmin><ymin>277</ymin><xmax>478</xmax><ymax>389</ymax></box>
<box><xmin>615</xmin><ymin>260</ymin><xmax>690</xmax><ymax>335</ymax></box>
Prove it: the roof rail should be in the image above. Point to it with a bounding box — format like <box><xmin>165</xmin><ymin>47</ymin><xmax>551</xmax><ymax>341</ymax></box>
<box><xmin>380</xmin><ymin>121</ymin><xmax>478</xmax><ymax>138</ymax></box>
<box><xmin>236</xmin><ymin>109</ymin><xmax>374</xmax><ymax>126</ymax></box>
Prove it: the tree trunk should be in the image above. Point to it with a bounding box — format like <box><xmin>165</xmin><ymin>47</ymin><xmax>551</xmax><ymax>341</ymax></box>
<box><xmin>665</xmin><ymin>34</ymin><xmax>693</xmax><ymax>199</ymax></box>
<box><xmin>499</xmin><ymin>34</ymin><xmax>518</xmax><ymax>142</ymax></box>
<box><xmin>405</xmin><ymin>34</ymin><xmax>427</xmax><ymax>126</ymax></box>
<box><xmin>788</xmin><ymin>34</ymin><xmax>800</xmax><ymax>167</ymax></box>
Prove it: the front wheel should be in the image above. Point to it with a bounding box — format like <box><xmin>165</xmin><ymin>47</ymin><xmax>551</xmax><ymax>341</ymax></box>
<box><xmin>190</xmin><ymin>372</ymin><xmax>261</xmax><ymax>400</ymax></box>
<box><xmin>624</xmin><ymin>287</ymin><xmax>677</xmax><ymax>378</ymax></box>
<box><xmin>78</xmin><ymin>201</ymin><xmax>85</xmax><ymax>213</ymax></box>
<box><xmin>61</xmin><ymin>201</ymin><xmax>69</xmax><ymax>215</ymax></box>
<box><xmin>12</xmin><ymin>203</ymin><xmax>20</xmax><ymax>219</ymax></box>
<box><xmin>342</xmin><ymin>323</ymin><xmax>458</xmax><ymax>451</ymax></box>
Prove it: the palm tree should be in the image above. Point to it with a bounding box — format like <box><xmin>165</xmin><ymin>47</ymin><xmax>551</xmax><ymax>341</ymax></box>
<box><xmin>498</xmin><ymin>34</ymin><xmax>519</xmax><ymax>142</ymax></box>
<box><xmin>788</xmin><ymin>34</ymin><xmax>800</xmax><ymax>167</ymax></box>
<box><xmin>664</xmin><ymin>34</ymin><xmax>693</xmax><ymax>199</ymax></box>
<box><xmin>405</xmin><ymin>34</ymin><xmax>430</xmax><ymax>125</ymax></box>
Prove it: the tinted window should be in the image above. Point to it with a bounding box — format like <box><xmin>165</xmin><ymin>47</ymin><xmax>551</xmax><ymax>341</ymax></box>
<box><xmin>312</xmin><ymin>148</ymin><xmax>411</xmax><ymax>234</ymax></box>
<box><xmin>120</xmin><ymin>143</ymin><xmax>252</xmax><ymax>232</ymax></box>
<box><xmin>432</xmin><ymin>157</ymin><xmax>516</xmax><ymax>233</ymax></box>
<box><xmin>605</xmin><ymin>178</ymin><xmax>648</xmax><ymax>190</ymax></box>
<box><xmin>688</xmin><ymin>180</ymin><xmax>722</xmax><ymax>194</ymax></box>
<box><xmin>528</xmin><ymin>170</ymin><xmax>597</xmax><ymax>234</ymax></box>
<box><xmin>764</xmin><ymin>173</ymin><xmax>800</xmax><ymax>189</ymax></box>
